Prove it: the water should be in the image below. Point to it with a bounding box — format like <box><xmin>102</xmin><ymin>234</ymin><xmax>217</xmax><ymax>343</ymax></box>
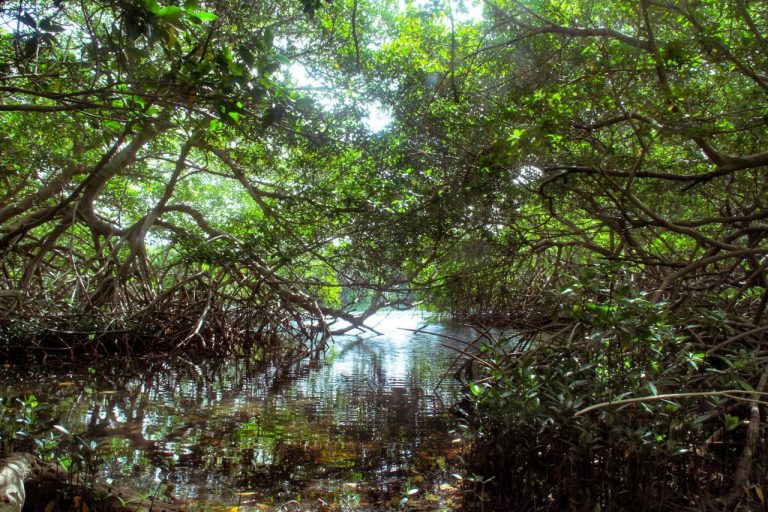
<box><xmin>1</xmin><ymin>310</ymin><xmax>480</xmax><ymax>510</ymax></box>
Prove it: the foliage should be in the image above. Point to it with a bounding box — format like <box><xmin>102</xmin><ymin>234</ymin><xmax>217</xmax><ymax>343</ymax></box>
<box><xmin>3</xmin><ymin>0</ymin><xmax>762</xmax><ymax>351</ymax></box>
<box><xmin>0</xmin><ymin>0</ymin><xmax>412</xmax><ymax>356</ymax></box>
<box><xmin>1</xmin><ymin>0</ymin><xmax>768</xmax><ymax>507</ymax></box>
<box><xmin>349</xmin><ymin>4</ymin><xmax>768</xmax><ymax>503</ymax></box>
<box><xmin>356</xmin><ymin>0</ymin><xmax>768</xmax><ymax>327</ymax></box>
<box><xmin>0</xmin><ymin>394</ymin><xmax>43</xmax><ymax>452</ymax></box>
<box><xmin>456</xmin><ymin>269</ymin><xmax>768</xmax><ymax>510</ymax></box>
<box><xmin>0</xmin><ymin>395</ymin><xmax>103</xmax><ymax>498</ymax></box>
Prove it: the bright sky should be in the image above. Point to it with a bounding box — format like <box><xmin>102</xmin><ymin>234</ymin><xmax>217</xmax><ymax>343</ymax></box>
<box><xmin>405</xmin><ymin>0</ymin><xmax>485</xmax><ymax>26</ymax></box>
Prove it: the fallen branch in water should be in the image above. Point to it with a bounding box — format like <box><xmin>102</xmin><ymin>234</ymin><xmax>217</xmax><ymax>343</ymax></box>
<box><xmin>574</xmin><ymin>390</ymin><xmax>768</xmax><ymax>416</ymax></box>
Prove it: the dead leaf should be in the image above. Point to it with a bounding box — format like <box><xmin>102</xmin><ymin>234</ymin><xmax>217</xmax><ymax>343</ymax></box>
<box><xmin>73</xmin><ymin>496</ymin><xmax>90</xmax><ymax>512</ymax></box>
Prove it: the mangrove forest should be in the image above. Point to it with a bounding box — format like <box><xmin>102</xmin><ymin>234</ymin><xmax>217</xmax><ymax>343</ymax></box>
<box><xmin>1</xmin><ymin>0</ymin><xmax>767</xmax><ymax>509</ymax></box>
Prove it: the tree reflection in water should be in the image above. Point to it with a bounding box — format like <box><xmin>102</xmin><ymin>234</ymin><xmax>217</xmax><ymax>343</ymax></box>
<box><xmin>0</xmin><ymin>311</ymin><xmax>476</xmax><ymax>510</ymax></box>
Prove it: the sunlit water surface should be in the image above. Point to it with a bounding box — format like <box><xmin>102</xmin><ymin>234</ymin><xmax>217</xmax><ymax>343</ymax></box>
<box><xmin>2</xmin><ymin>311</ymin><xmax>479</xmax><ymax>510</ymax></box>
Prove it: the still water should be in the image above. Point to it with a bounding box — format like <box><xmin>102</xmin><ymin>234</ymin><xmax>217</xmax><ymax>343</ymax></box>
<box><xmin>2</xmin><ymin>310</ymin><xmax>478</xmax><ymax>510</ymax></box>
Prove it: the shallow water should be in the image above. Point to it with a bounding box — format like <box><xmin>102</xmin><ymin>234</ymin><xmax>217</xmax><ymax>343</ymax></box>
<box><xmin>1</xmin><ymin>310</ymin><xmax>480</xmax><ymax>510</ymax></box>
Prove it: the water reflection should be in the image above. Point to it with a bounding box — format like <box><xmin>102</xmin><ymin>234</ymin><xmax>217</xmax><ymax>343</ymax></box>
<box><xmin>1</xmin><ymin>310</ymin><xmax>476</xmax><ymax>510</ymax></box>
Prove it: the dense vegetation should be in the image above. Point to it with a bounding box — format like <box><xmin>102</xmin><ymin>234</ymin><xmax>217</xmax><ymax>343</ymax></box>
<box><xmin>0</xmin><ymin>0</ymin><xmax>400</xmax><ymax>356</ymax></box>
<box><xmin>2</xmin><ymin>0</ymin><xmax>767</xmax><ymax>509</ymax></box>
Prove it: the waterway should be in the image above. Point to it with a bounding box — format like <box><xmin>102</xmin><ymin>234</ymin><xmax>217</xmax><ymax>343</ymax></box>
<box><xmin>1</xmin><ymin>310</ymin><xmax>479</xmax><ymax>511</ymax></box>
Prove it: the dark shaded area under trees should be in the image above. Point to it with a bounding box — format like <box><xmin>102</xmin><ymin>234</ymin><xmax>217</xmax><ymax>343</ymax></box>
<box><xmin>2</xmin><ymin>0</ymin><xmax>768</xmax><ymax>509</ymax></box>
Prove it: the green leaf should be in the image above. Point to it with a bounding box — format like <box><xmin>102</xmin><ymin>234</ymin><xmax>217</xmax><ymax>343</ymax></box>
<box><xmin>157</xmin><ymin>6</ymin><xmax>184</xmax><ymax>22</ymax></box>
<box><xmin>53</xmin><ymin>424</ymin><xmax>71</xmax><ymax>435</ymax></box>
<box><xmin>129</xmin><ymin>95</ymin><xmax>146</xmax><ymax>109</ymax></box>
<box><xmin>227</xmin><ymin>61</ymin><xmax>244</xmax><ymax>77</ymax></box>
<box><xmin>144</xmin><ymin>0</ymin><xmax>160</xmax><ymax>14</ymax></box>
<box><xmin>469</xmin><ymin>382</ymin><xmax>485</xmax><ymax>397</ymax></box>
<box><xmin>22</xmin><ymin>36</ymin><xmax>39</xmax><ymax>60</ymax></box>
<box><xmin>724</xmin><ymin>414</ymin><xmax>740</xmax><ymax>431</ymax></box>
<box><xmin>104</xmin><ymin>120</ymin><xmax>122</xmax><ymax>132</ymax></box>
<box><xmin>39</xmin><ymin>18</ymin><xmax>65</xmax><ymax>33</ymax></box>
<box><xmin>189</xmin><ymin>10</ymin><xmax>217</xmax><ymax>21</ymax></box>
<box><xmin>263</xmin><ymin>28</ymin><xmax>274</xmax><ymax>49</ymax></box>
<box><xmin>737</xmin><ymin>379</ymin><xmax>755</xmax><ymax>392</ymax></box>
<box><xmin>273</xmin><ymin>54</ymin><xmax>290</xmax><ymax>65</ymax></box>
<box><xmin>18</xmin><ymin>13</ymin><xmax>37</xmax><ymax>29</ymax></box>
<box><xmin>197</xmin><ymin>59</ymin><xmax>213</xmax><ymax>76</ymax></box>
